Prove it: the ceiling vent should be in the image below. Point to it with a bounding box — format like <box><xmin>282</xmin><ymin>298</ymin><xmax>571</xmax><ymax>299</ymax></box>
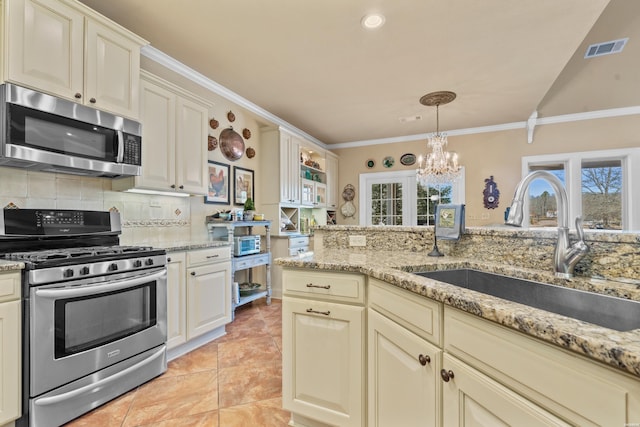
<box><xmin>399</xmin><ymin>115</ymin><xmax>422</xmax><ymax>123</ymax></box>
<box><xmin>584</xmin><ymin>38</ymin><xmax>628</xmax><ymax>58</ymax></box>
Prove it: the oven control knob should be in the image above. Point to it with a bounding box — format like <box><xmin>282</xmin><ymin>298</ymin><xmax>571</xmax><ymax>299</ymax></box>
<box><xmin>133</xmin><ymin>260</ymin><xmax>143</xmax><ymax>268</ymax></box>
<box><xmin>63</xmin><ymin>268</ymin><xmax>74</xmax><ymax>278</ymax></box>
<box><xmin>145</xmin><ymin>258</ymin><xmax>154</xmax><ymax>266</ymax></box>
<box><xmin>108</xmin><ymin>263</ymin><xmax>118</xmax><ymax>271</ymax></box>
<box><xmin>80</xmin><ymin>266</ymin><xmax>90</xmax><ymax>275</ymax></box>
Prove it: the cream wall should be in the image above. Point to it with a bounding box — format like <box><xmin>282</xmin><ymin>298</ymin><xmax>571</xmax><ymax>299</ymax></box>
<box><xmin>332</xmin><ymin>114</ymin><xmax>640</xmax><ymax>227</ymax></box>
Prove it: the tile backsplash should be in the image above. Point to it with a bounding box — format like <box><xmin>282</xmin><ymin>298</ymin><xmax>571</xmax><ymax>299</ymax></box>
<box><xmin>0</xmin><ymin>168</ymin><xmax>200</xmax><ymax>245</ymax></box>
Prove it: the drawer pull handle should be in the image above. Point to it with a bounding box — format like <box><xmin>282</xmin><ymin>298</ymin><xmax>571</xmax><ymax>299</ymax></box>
<box><xmin>418</xmin><ymin>354</ymin><xmax>431</xmax><ymax>366</ymax></box>
<box><xmin>440</xmin><ymin>369</ymin><xmax>455</xmax><ymax>382</ymax></box>
<box><xmin>206</xmin><ymin>254</ymin><xmax>220</xmax><ymax>258</ymax></box>
<box><xmin>306</xmin><ymin>283</ymin><xmax>330</xmax><ymax>289</ymax></box>
<box><xmin>306</xmin><ymin>308</ymin><xmax>330</xmax><ymax>316</ymax></box>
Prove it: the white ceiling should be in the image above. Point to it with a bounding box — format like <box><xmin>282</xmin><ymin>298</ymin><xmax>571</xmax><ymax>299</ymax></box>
<box><xmin>78</xmin><ymin>0</ymin><xmax>639</xmax><ymax>145</ymax></box>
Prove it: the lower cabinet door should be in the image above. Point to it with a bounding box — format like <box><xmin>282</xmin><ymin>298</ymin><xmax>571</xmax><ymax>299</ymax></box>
<box><xmin>283</xmin><ymin>297</ymin><xmax>364</xmax><ymax>427</ymax></box>
<box><xmin>442</xmin><ymin>354</ymin><xmax>571</xmax><ymax>427</ymax></box>
<box><xmin>186</xmin><ymin>261</ymin><xmax>231</xmax><ymax>339</ymax></box>
<box><xmin>367</xmin><ymin>309</ymin><xmax>441</xmax><ymax>427</ymax></box>
<box><xmin>166</xmin><ymin>252</ymin><xmax>187</xmax><ymax>349</ymax></box>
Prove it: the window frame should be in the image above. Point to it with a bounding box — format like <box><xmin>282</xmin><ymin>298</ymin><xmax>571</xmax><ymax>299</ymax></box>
<box><xmin>359</xmin><ymin>168</ymin><xmax>465</xmax><ymax>226</ymax></box>
<box><xmin>522</xmin><ymin>148</ymin><xmax>640</xmax><ymax>231</ymax></box>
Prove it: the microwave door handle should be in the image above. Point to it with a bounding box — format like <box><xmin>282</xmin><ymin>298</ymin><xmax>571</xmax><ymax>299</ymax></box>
<box><xmin>34</xmin><ymin>269</ymin><xmax>166</xmax><ymax>299</ymax></box>
<box><xmin>116</xmin><ymin>130</ymin><xmax>124</xmax><ymax>162</ymax></box>
<box><xmin>33</xmin><ymin>345</ymin><xmax>165</xmax><ymax>407</ymax></box>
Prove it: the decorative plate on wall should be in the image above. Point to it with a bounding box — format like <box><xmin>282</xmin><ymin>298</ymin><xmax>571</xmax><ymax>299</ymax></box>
<box><xmin>227</xmin><ymin>111</ymin><xmax>236</xmax><ymax>122</ymax></box>
<box><xmin>209</xmin><ymin>118</ymin><xmax>219</xmax><ymax>129</ymax></box>
<box><xmin>400</xmin><ymin>153</ymin><xmax>416</xmax><ymax>166</ymax></box>
<box><xmin>366</xmin><ymin>159</ymin><xmax>375</xmax><ymax>168</ymax></box>
<box><xmin>382</xmin><ymin>156</ymin><xmax>395</xmax><ymax>168</ymax></box>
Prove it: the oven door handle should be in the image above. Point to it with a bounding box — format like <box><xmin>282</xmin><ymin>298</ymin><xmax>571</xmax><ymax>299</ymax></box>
<box><xmin>33</xmin><ymin>346</ymin><xmax>165</xmax><ymax>407</ymax></box>
<box><xmin>34</xmin><ymin>269</ymin><xmax>166</xmax><ymax>299</ymax></box>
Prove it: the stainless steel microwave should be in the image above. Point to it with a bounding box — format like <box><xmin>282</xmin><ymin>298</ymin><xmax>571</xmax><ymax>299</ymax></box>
<box><xmin>0</xmin><ymin>83</ymin><xmax>142</xmax><ymax>177</ymax></box>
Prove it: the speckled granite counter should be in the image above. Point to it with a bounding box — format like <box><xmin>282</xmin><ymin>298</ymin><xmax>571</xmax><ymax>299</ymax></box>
<box><xmin>0</xmin><ymin>259</ymin><xmax>24</xmax><ymax>271</ymax></box>
<box><xmin>155</xmin><ymin>240</ymin><xmax>231</xmax><ymax>252</ymax></box>
<box><xmin>276</xmin><ymin>250</ymin><xmax>640</xmax><ymax>378</ymax></box>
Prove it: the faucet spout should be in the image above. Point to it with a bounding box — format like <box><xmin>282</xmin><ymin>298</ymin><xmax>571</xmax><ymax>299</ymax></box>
<box><xmin>505</xmin><ymin>170</ymin><xmax>589</xmax><ymax>278</ymax></box>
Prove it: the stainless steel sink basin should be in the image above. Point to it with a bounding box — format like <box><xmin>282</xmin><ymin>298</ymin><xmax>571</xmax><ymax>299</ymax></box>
<box><xmin>416</xmin><ymin>269</ymin><xmax>640</xmax><ymax>331</ymax></box>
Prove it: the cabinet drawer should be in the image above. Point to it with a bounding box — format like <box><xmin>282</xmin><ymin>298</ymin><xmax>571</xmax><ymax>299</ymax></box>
<box><xmin>369</xmin><ymin>278</ymin><xmax>442</xmax><ymax>346</ymax></box>
<box><xmin>445</xmin><ymin>307</ymin><xmax>640</xmax><ymax>426</ymax></box>
<box><xmin>288</xmin><ymin>247</ymin><xmax>308</xmax><ymax>256</ymax></box>
<box><xmin>289</xmin><ymin>236</ymin><xmax>309</xmax><ymax>249</ymax></box>
<box><xmin>233</xmin><ymin>253</ymin><xmax>271</xmax><ymax>270</ymax></box>
<box><xmin>187</xmin><ymin>246</ymin><xmax>230</xmax><ymax>266</ymax></box>
<box><xmin>0</xmin><ymin>272</ymin><xmax>21</xmax><ymax>303</ymax></box>
<box><xmin>283</xmin><ymin>269</ymin><xmax>365</xmax><ymax>304</ymax></box>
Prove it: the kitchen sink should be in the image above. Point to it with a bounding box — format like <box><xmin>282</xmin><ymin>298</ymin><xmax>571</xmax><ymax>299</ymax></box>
<box><xmin>416</xmin><ymin>269</ymin><xmax>640</xmax><ymax>331</ymax></box>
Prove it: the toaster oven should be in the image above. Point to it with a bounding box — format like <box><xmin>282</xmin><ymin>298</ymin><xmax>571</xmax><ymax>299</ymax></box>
<box><xmin>234</xmin><ymin>235</ymin><xmax>261</xmax><ymax>256</ymax></box>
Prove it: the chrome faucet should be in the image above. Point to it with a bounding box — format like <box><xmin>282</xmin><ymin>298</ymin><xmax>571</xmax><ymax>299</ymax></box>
<box><xmin>505</xmin><ymin>170</ymin><xmax>589</xmax><ymax>278</ymax></box>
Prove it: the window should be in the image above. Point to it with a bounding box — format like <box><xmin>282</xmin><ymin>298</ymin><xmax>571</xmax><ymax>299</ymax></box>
<box><xmin>360</xmin><ymin>169</ymin><xmax>464</xmax><ymax>226</ymax></box>
<box><xmin>523</xmin><ymin>148</ymin><xmax>640</xmax><ymax>231</ymax></box>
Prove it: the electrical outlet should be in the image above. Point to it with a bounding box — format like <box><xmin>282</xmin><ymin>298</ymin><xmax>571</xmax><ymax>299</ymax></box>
<box><xmin>349</xmin><ymin>235</ymin><xmax>366</xmax><ymax>247</ymax></box>
<box><xmin>149</xmin><ymin>200</ymin><xmax>161</xmax><ymax>208</ymax></box>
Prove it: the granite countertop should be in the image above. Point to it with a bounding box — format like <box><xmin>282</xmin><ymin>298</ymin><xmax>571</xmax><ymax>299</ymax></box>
<box><xmin>156</xmin><ymin>240</ymin><xmax>231</xmax><ymax>252</ymax></box>
<box><xmin>0</xmin><ymin>259</ymin><xmax>24</xmax><ymax>271</ymax></box>
<box><xmin>276</xmin><ymin>250</ymin><xmax>640</xmax><ymax>378</ymax></box>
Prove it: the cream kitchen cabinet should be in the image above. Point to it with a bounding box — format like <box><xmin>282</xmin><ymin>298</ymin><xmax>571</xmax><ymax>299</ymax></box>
<box><xmin>166</xmin><ymin>247</ymin><xmax>231</xmax><ymax>355</ymax></box>
<box><xmin>441</xmin><ymin>354</ymin><xmax>570</xmax><ymax>426</ymax></box>
<box><xmin>325</xmin><ymin>151</ymin><xmax>339</xmax><ymax>209</ymax></box>
<box><xmin>282</xmin><ymin>269</ymin><xmax>366</xmax><ymax>427</ymax></box>
<box><xmin>166</xmin><ymin>252</ymin><xmax>187</xmax><ymax>349</ymax></box>
<box><xmin>186</xmin><ymin>247</ymin><xmax>232</xmax><ymax>339</ymax></box>
<box><xmin>0</xmin><ymin>271</ymin><xmax>21</xmax><ymax>426</ymax></box>
<box><xmin>300</xmin><ymin>179</ymin><xmax>326</xmax><ymax>207</ymax></box>
<box><xmin>113</xmin><ymin>71</ymin><xmax>210</xmax><ymax>195</ymax></box>
<box><xmin>260</xmin><ymin>127</ymin><xmax>301</xmax><ymax>205</ymax></box>
<box><xmin>368</xmin><ymin>309</ymin><xmax>441</xmax><ymax>427</ymax></box>
<box><xmin>4</xmin><ymin>0</ymin><xmax>146</xmax><ymax>119</ymax></box>
<box><xmin>367</xmin><ymin>278</ymin><xmax>443</xmax><ymax>427</ymax></box>
<box><xmin>444</xmin><ymin>306</ymin><xmax>640</xmax><ymax>426</ymax></box>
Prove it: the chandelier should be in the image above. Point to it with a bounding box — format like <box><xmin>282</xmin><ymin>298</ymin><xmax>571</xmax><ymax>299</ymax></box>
<box><xmin>416</xmin><ymin>91</ymin><xmax>461</xmax><ymax>186</ymax></box>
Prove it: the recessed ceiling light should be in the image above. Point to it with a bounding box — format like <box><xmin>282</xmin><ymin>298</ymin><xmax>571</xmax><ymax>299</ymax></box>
<box><xmin>361</xmin><ymin>13</ymin><xmax>385</xmax><ymax>30</ymax></box>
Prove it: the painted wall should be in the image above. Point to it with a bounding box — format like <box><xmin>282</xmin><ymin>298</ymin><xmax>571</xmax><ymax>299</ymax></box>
<box><xmin>331</xmin><ymin>114</ymin><xmax>640</xmax><ymax>227</ymax></box>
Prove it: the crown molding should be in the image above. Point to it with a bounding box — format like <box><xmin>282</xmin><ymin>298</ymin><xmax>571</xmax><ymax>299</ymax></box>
<box><xmin>141</xmin><ymin>46</ymin><xmax>640</xmax><ymax>151</ymax></box>
<box><xmin>141</xmin><ymin>45</ymin><xmax>326</xmax><ymax>148</ymax></box>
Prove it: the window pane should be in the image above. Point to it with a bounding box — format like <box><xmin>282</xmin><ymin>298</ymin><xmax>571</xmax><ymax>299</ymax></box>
<box><xmin>527</xmin><ymin>164</ymin><xmax>565</xmax><ymax>228</ymax></box>
<box><xmin>581</xmin><ymin>160</ymin><xmax>622</xmax><ymax>230</ymax></box>
<box><xmin>370</xmin><ymin>182</ymin><xmax>402</xmax><ymax>225</ymax></box>
<box><xmin>417</xmin><ymin>183</ymin><xmax>452</xmax><ymax>226</ymax></box>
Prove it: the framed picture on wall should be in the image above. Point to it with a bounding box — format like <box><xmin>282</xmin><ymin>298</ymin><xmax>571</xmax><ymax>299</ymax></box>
<box><xmin>233</xmin><ymin>166</ymin><xmax>254</xmax><ymax>205</ymax></box>
<box><xmin>205</xmin><ymin>161</ymin><xmax>230</xmax><ymax>204</ymax></box>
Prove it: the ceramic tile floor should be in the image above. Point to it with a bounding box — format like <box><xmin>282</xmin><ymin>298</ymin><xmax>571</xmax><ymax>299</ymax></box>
<box><xmin>66</xmin><ymin>298</ymin><xmax>290</xmax><ymax>427</ymax></box>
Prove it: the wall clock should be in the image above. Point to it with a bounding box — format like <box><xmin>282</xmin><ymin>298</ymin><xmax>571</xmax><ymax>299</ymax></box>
<box><xmin>483</xmin><ymin>175</ymin><xmax>500</xmax><ymax>209</ymax></box>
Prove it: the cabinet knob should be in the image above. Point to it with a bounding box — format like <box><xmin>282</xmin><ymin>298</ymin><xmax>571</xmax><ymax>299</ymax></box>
<box><xmin>74</xmin><ymin>93</ymin><xmax>82</xmax><ymax>99</ymax></box>
<box><xmin>171</xmin><ymin>184</ymin><xmax>176</xmax><ymax>189</ymax></box>
<box><xmin>190</xmin><ymin>271</ymin><xmax>196</xmax><ymax>276</ymax></box>
<box><xmin>179</xmin><ymin>185</ymin><xmax>184</xmax><ymax>189</ymax></box>
<box><xmin>418</xmin><ymin>354</ymin><xmax>431</xmax><ymax>366</ymax></box>
<box><xmin>167</xmin><ymin>257</ymin><xmax>172</xmax><ymax>262</ymax></box>
<box><xmin>440</xmin><ymin>369</ymin><xmax>455</xmax><ymax>382</ymax></box>
<box><xmin>89</xmin><ymin>97</ymin><xmax>96</xmax><ymax>103</ymax></box>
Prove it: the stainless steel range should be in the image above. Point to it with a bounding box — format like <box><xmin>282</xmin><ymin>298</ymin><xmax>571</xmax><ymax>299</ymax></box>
<box><xmin>0</xmin><ymin>209</ymin><xmax>167</xmax><ymax>427</ymax></box>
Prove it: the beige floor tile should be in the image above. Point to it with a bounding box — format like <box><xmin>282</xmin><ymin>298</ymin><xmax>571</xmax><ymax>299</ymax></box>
<box><xmin>165</xmin><ymin>341</ymin><xmax>218</xmax><ymax>377</ymax></box>
<box><xmin>137</xmin><ymin>410</ymin><xmax>219</xmax><ymax>427</ymax></box>
<box><xmin>219</xmin><ymin>397</ymin><xmax>290</xmax><ymax>427</ymax></box>
<box><xmin>218</xmin><ymin>360</ymin><xmax>282</xmax><ymax>408</ymax></box>
<box><xmin>218</xmin><ymin>335</ymin><xmax>281</xmax><ymax>369</ymax></box>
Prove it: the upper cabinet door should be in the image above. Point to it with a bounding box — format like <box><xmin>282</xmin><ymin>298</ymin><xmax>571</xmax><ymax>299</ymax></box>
<box><xmin>175</xmin><ymin>95</ymin><xmax>208</xmax><ymax>194</ymax></box>
<box><xmin>138</xmin><ymin>78</ymin><xmax>176</xmax><ymax>191</ymax></box>
<box><xmin>7</xmin><ymin>0</ymin><xmax>84</xmax><ymax>99</ymax></box>
<box><xmin>84</xmin><ymin>18</ymin><xmax>141</xmax><ymax>118</ymax></box>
